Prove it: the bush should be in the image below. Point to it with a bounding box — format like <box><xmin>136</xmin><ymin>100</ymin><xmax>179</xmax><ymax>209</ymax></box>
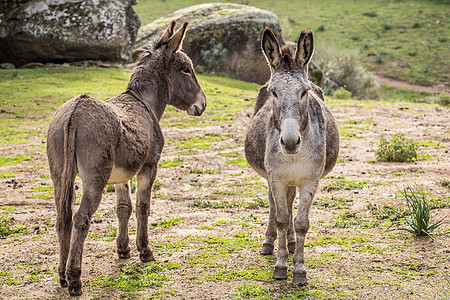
<box><xmin>376</xmin><ymin>133</ymin><xmax>418</xmax><ymax>162</ymax></box>
<box><xmin>427</xmin><ymin>91</ymin><xmax>450</xmax><ymax>106</ymax></box>
<box><xmin>312</xmin><ymin>43</ymin><xmax>379</xmax><ymax>99</ymax></box>
<box><xmin>333</xmin><ymin>87</ymin><xmax>352</xmax><ymax>99</ymax></box>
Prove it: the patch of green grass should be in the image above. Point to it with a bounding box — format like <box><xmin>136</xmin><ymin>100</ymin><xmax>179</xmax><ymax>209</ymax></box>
<box><xmin>149</xmin><ymin>217</ymin><xmax>185</xmax><ymax>229</ymax></box>
<box><xmin>92</xmin><ymin>262</ymin><xmax>179</xmax><ymax>293</ymax></box>
<box><xmin>189</xmin><ymin>168</ymin><xmax>221</xmax><ymax>174</ymax></box>
<box><xmin>88</xmin><ymin>233</ymin><xmax>103</xmax><ymax>239</ymax></box>
<box><xmin>0</xmin><ymin>154</ymin><xmax>31</xmax><ymax>167</ymax></box>
<box><xmin>218</xmin><ymin>151</ymin><xmax>240</xmax><ymax>158</ymax></box>
<box><xmin>307</xmin><ymin>252</ymin><xmax>340</xmax><ymax>268</ymax></box>
<box><xmin>417</xmin><ymin>140</ymin><xmax>446</xmax><ymax>149</ymax></box>
<box><xmin>207</xmin><ymin>266</ymin><xmax>273</xmax><ymax>282</ymax></box>
<box><xmin>313</xmin><ymin>196</ymin><xmax>353</xmax><ymax>209</ymax></box>
<box><xmin>0</xmin><ymin>216</ymin><xmax>28</xmax><ymax>238</ymax></box>
<box><xmin>376</xmin><ymin>134</ymin><xmax>418</xmax><ymax>162</ymax></box>
<box><xmin>27</xmin><ymin>185</ymin><xmax>53</xmax><ymax>192</ymax></box>
<box><xmin>172</xmin><ymin>134</ymin><xmax>227</xmax><ymax>150</ymax></box>
<box><xmin>226</xmin><ymin>158</ymin><xmax>251</xmax><ymax>168</ymax></box>
<box><xmin>323</xmin><ymin>179</ymin><xmax>368</xmax><ymax>191</ymax></box>
<box><xmin>0</xmin><ymin>171</ymin><xmax>17</xmax><ymax>178</ymax></box>
<box><xmin>333</xmin><ymin>211</ymin><xmax>379</xmax><ymax>229</ymax></box>
<box><xmin>0</xmin><ymin>270</ymin><xmax>22</xmax><ymax>286</ymax></box>
<box><xmin>367</xmin><ymin>202</ymin><xmax>407</xmax><ymax>221</ymax></box>
<box><xmin>158</xmin><ymin>157</ymin><xmax>184</xmax><ymax>168</ymax></box>
<box><xmin>231</xmin><ymin>283</ymin><xmax>269</xmax><ymax>299</ymax></box>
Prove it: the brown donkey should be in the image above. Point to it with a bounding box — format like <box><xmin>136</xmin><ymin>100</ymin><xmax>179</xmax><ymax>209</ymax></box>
<box><xmin>245</xmin><ymin>27</ymin><xmax>339</xmax><ymax>286</ymax></box>
<box><xmin>46</xmin><ymin>21</ymin><xmax>206</xmax><ymax>296</ymax></box>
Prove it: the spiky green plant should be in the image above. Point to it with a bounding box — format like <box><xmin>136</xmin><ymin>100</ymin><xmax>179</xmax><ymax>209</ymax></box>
<box><xmin>388</xmin><ymin>185</ymin><xmax>447</xmax><ymax>239</ymax></box>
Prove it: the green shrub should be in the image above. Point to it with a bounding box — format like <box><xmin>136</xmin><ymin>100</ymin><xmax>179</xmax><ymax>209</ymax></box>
<box><xmin>333</xmin><ymin>87</ymin><xmax>352</xmax><ymax>99</ymax></box>
<box><xmin>376</xmin><ymin>134</ymin><xmax>418</xmax><ymax>162</ymax></box>
<box><xmin>317</xmin><ymin>24</ymin><xmax>325</xmax><ymax>32</ymax></box>
<box><xmin>388</xmin><ymin>185</ymin><xmax>448</xmax><ymax>238</ymax></box>
<box><xmin>362</xmin><ymin>11</ymin><xmax>378</xmax><ymax>17</ymax></box>
<box><xmin>312</xmin><ymin>43</ymin><xmax>379</xmax><ymax>99</ymax></box>
<box><xmin>427</xmin><ymin>91</ymin><xmax>450</xmax><ymax>106</ymax></box>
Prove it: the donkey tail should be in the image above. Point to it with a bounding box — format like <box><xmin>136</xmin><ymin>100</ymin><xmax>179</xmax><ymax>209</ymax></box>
<box><xmin>59</xmin><ymin>100</ymin><xmax>81</xmax><ymax>231</ymax></box>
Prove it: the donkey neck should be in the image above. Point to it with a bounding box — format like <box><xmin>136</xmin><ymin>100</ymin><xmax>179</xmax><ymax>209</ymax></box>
<box><xmin>127</xmin><ymin>73</ymin><xmax>170</xmax><ymax>121</ymax></box>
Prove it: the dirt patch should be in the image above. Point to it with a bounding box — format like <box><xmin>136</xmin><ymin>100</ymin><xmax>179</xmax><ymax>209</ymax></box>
<box><xmin>0</xmin><ymin>99</ymin><xmax>449</xmax><ymax>299</ymax></box>
<box><xmin>374</xmin><ymin>72</ymin><xmax>448</xmax><ymax>93</ymax></box>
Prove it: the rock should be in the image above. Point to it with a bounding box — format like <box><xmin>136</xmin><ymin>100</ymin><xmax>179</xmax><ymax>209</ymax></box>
<box><xmin>0</xmin><ymin>0</ymin><xmax>140</xmax><ymax>66</ymax></box>
<box><xmin>134</xmin><ymin>3</ymin><xmax>284</xmax><ymax>84</ymax></box>
<box><xmin>0</xmin><ymin>63</ymin><xmax>16</xmax><ymax>69</ymax></box>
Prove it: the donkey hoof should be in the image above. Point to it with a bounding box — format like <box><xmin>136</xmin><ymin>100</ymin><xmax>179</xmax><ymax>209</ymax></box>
<box><xmin>117</xmin><ymin>247</ymin><xmax>131</xmax><ymax>259</ymax></box>
<box><xmin>68</xmin><ymin>281</ymin><xmax>82</xmax><ymax>296</ymax></box>
<box><xmin>273</xmin><ymin>266</ymin><xmax>288</xmax><ymax>280</ymax></box>
<box><xmin>140</xmin><ymin>249</ymin><xmax>155</xmax><ymax>262</ymax></box>
<box><xmin>292</xmin><ymin>270</ymin><xmax>307</xmax><ymax>286</ymax></box>
<box><xmin>261</xmin><ymin>243</ymin><xmax>274</xmax><ymax>255</ymax></box>
<box><xmin>59</xmin><ymin>278</ymin><xmax>67</xmax><ymax>287</ymax></box>
<box><xmin>288</xmin><ymin>241</ymin><xmax>296</xmax><ymax>254</ymax></box>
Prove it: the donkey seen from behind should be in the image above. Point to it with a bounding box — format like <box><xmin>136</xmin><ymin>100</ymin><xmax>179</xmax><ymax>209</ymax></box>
<box><xmin>245</xmin><ymin>27</ymin><xmax>339</xmax><ymax>286</ymax></box>
<box><xmin>46</xmin><ymin>21</ymin><xmax>206</xmax><ymax>296</ymax></box>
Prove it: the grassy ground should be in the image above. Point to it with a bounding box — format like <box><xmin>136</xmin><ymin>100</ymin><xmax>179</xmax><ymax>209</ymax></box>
<box><xmin>0</xmin><ymin>66</ymin><xmax>449</xmax><ymax>299</ymax></box>
<box><xmin>133</xmin><ymin>0</ymin><xmax>449</xmax><ymax>88</ymax></box>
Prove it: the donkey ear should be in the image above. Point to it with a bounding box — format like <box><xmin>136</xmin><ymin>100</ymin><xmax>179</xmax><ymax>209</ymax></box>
<box><xmin>166</xmin><ymin>22</ymin><xmax>188</xmax><ymax>53</ymax></box>
<box><xmin>295</xmin><ymin>30</ymin><xmax>314</xmax><ymax>69</ymax></box>
<box><xmin>261</xmin><ymin>27</ymin><xmax>282</xmax><ymax>69</ymax></box>
<box><xmin>156</xmin><ymin>20</ymin><xmax>177</xmax><ymax>48</ymax></box>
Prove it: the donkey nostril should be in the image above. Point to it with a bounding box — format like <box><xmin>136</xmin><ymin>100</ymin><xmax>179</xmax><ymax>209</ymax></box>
<box><xmin>296</xmin><ymin>137</ymin><xmax>301</xmax><ymax>145</ymax></box>
<box><xmin>280</xmin><ymin>137</ymin><xmax>285</xmax><ymax>145</ymax></box>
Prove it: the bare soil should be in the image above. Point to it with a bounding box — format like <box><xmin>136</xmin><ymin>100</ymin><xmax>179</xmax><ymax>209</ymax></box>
<box><xmin>0</xmin><ymin>99</ymin><xmax>449</xmax><ymax>299</ymax></box>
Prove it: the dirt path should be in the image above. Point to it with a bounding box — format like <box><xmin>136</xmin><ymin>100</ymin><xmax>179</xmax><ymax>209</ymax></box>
<box><xmin>374</xmin><ymin>73</ymin><xmax>448</xmax><ymax>93</ymax></box>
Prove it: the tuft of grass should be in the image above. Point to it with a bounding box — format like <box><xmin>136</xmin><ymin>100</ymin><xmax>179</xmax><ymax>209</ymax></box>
<box><xmin>388</xmin><ymin>185</ymin><xmax>448</xmax><ymax>239</ymax></box>
<box><xmin>0</xmin><ymin>154</ymin><xmax>31</xmax><ymax>167</ymax></box>
<box><xmin>232</xmin><ymin>283</ymin><xmax>269</xmax><ymax>299</ymax></box>
<box><xmin>92</xmin><ymin>262</ymin><xmax>179</xmax><ymax>293</ymax></box>
<box><xmin>376</xmin><ymin>134</ymin><xmax>418</xmax><ymax>162</ymax></box>
<box><xmin>158</xmin><ymin>157</ymin><xmax>184</xmax><ymax>168</ymax></box>
<box><xmin>313</xmin><ymin>196</ymin><xmax>353</xmax><ymax>209</ymax></box>
<box><xmin>323</xmin><ymin>179</ymin><xmax>368</xmax><ymax>192</ymax></box>
<box><xmin>149</xmin><ymin>217</ymin><xmax>185</xmax><ymax>229</ymax></box>
<box><xmin>0</xmin><ymin>216</ymin><xmax>28</xmax><ymax>238</ymax></box>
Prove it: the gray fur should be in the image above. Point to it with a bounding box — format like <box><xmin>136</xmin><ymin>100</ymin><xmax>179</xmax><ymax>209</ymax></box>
<box><xmin>46</xmin><ymin>21</ymin><xmax>206</xmax><ymax>296</ymax></box>
<box><xmin>244</xmin><ymin>27</ymin><xmax>339</xmax><ymax>286</ymax></box>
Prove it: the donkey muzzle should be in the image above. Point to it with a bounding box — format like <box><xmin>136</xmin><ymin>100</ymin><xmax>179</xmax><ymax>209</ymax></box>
<box><xmin>280</xmin><ymin>118</ymin><xmax>301</xmax><ymax>154</ymax></box>
<box><xmin>187</xmin><ymin>91</ymin><xmax>207</xmax><ymax>116</ymax></box>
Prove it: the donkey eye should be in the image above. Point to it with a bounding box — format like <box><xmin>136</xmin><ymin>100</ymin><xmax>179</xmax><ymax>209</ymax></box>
<box><xmin>272</xmin><ymin>91</ymin><xmax>279</xmax><ymax>100</ymax></box>
<box><xmin>301</xmin><ymin>90</ymin><xmax>308</xmax><ymax>99</ymax></box>
<box><xmin>182</xmin><ymin>68</ymin><xmax>191</xmax><ymax>75</ymax></box>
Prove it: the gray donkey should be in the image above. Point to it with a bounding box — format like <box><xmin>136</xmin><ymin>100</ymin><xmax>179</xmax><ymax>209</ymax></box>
<box><xmin>46</xmin><ymin>21</ymin><xmax>206</xmax><ymax>296</ymax></box>
<box><xmin>245</xmin><ymin>27</ymin><xmax>339</xmax><ymax>286</ymax></box>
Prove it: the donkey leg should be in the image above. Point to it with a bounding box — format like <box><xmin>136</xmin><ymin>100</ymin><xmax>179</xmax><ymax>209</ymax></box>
<box><xmin>292</xmin><ymin>183</ymin><xmax>318</xmax><ymax>286</ymax></box>
<box><xmin>261</xmin><ymin>187</ymin><xmax>277</xmax><ymax>255</ymax></box>
<box><xmin>115</xmin><ymin>182</ymin><xmax>132</xmax><ymax>259</ymax></box>
<box><xmin>135</xmin><ymin>165</ymin><xmax>157</xmax><ymax>262</ymax></box>
<box><xmin>287</xmin><ymin>187</ymin><xmax>297</xmax><ymax>254</ymax></box>
<box><xmin>54</xmin><ymin>180</ymin><xmax>71</xmax><ymax>287</ymax></box>
<box><xmin>269</xmin><ymin>178</ymin><xmax>289</xmax><ymax>280</ymax></box>
<box><xmin>66</xmin><ymin>187</ymin><xmax>103</xmax><ymax>296</ymax></box>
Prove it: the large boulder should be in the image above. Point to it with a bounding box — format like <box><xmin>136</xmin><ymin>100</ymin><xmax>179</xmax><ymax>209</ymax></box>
<box><xmin>134</xmin><ymin>3</ymin><xmax>284</xmax><ymax>84</ymax></box>
<box><xmin>0</xmin><ymin>0</ymin><xmax>140</xmax><ymax>66</ymax></box>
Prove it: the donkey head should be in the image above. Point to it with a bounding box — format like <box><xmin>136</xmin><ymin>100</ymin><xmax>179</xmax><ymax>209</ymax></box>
<box><xmin>262</xmin><ymin>27</ymin><xmax>314</xmax><ymax>154</ymax></box>
<box><xmin>130</xmin><ymin>21</ymin><xmax>206</xmax><ymax>116</ymax></box>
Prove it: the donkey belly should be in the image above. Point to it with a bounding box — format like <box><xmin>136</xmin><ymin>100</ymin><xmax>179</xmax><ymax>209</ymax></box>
<box><xmin>107</xmin><ymin>166</ymin><xmax>136</xmax><ymax>185</ymax></box>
